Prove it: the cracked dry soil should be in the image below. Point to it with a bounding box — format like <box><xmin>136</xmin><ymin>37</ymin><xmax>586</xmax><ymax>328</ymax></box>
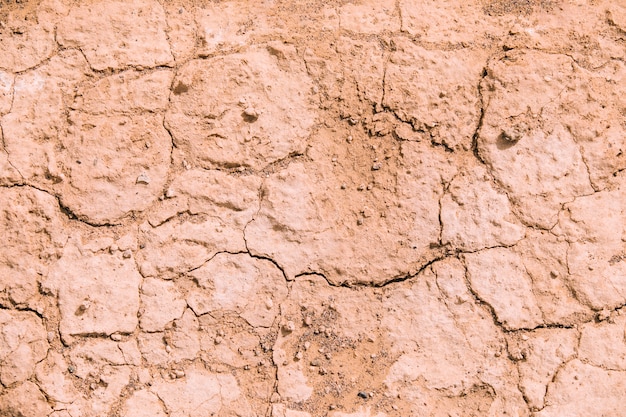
<box><xmin>1</xmin><ymin>0</ymin><xmax>626</xmax><ymax>416</ymax></box>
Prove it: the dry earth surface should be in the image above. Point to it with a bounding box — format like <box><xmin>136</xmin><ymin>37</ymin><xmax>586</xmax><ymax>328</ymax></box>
<box><xmin>0</xmin><ymin>0</ymin><xmax>626</xmax><ymax>415</ymax></box>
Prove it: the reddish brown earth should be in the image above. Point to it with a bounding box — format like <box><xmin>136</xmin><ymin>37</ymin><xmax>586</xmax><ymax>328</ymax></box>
<box><xmin>1</xmin><ymin>0</ymin><xmax>625</xmax><ymax>416</ymax></box>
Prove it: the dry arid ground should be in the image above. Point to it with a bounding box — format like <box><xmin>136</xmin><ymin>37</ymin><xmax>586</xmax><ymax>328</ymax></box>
<box><xmin>0</xmin><ymin>0</ymin><xmax>626</xmax><ymax>416</ymax></box>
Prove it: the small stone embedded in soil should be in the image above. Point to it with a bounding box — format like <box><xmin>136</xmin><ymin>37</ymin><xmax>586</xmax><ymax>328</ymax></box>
<box><xmin>358</xmin><ymin>391</ymin><xmax>368</xmax><ymax>399</ymax></box>
<box><xmin>282</xmin><ymin>321</ymin><xmax>296</xmax><ymax>333</ymax></box>
<box><xmin>136</xmin><ymin>173</ymin><xmax>151</xmax><ymax>184</ymax></box>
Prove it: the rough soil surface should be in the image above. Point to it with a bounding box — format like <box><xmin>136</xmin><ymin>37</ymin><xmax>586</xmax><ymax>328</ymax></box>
<box><xmin>1</xmin><ymin>0</ymin><xmax>625</xmax><ymax>416</ymax></box>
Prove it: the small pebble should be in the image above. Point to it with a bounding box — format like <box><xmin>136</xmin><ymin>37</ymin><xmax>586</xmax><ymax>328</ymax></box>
<box><xmin>47</xmin><ymin>331</ymin><xmax>55</xmax><ymax>342</ymax></box>
<box><xmin>304</xmin><ymin>341</ymin><xmax>311</xmax><ymax>350</ymax></box>
<box><xmin>346</xmin><ymin>135</ymin><xmax>353</xmax><ymax>143</ymax></box>
<box><xmin>340</xmin><ymin>183</ymin><xmax>347</xmax><ymax>190</ymax></box>
<box><xmin>358</xmin><ymin>391</ymin><xmax>368</xmax><ymax>399</ymax></box>
<box><xmin>136</xmin><ymin>173</ymin><xmax>151</xmax><ymax>185</ymax></box>
<box><xmin>122</xmin><ymin>250</ymin><xmax>132</xmax><ymax>259</ymax></box>
<box><xmin>174</xmin><ymin>369</ymin><xmax>185</xmax><ymax>378</ymax></box>
<box><xmin>550</xmin><ymin>270</ymin><xmax>559</xmax><ymax>278</ymax></box>
<box><xmin>319</xmin><ymin>367</ymin><xmax>327</xmax><ymax>375</ymax></box>
<box><xmin>283</xmin><ymin>321</ymin><xmax>296</xmax><ymax>333</ymax></box>
<box><xmin>68</xmin><ymin>365</ymin><xmax>75</xmax><ymax>374</ymax></box>
<box><xmin>165</xmin><ymin>188</ymin><xmax>175</xmax><ymax>198</ymax></box>
<box><xmin>372</xmin><ymin>163</ymin><xmax>382</xmax><ymax>171</ymax></box>
<box><xmin>165</xmin><ymin>345</ymin><xmax>172</xmax><ymax>353</ymax></box>
<box><xmin>357</xmin><ymin>184</ymin><xmax>365</xmax><ymax>191</ymax></box>
<box><xmin>310</xmin><ymin>359</ymin><xmax>320</xmax><ymax>367</ymax></box>
<box><xmin>357</xmin><ymin>218</ymin><xmax>363</xmax><ymax>226</ymax></box>
<box><xmin>109</xmin><ymin>244</ymin><xmax>118</xmax><ymax>253</ymax></box>
<box><xmin>243</xmin><ymin>107</ymin><xmax>259</xmax><ymax>120</ymax></box>
<box><xmin>110</xmin><ymin>333</ymin><xmax>122</xmax><ymax>341</ymax></box>
<box><xmin>294</xmin><ymin>351</ymin><xmax>303</xmax><ymax>361</ymax></box>
<box><xmin>265</xmin><ymin>298</ymin><xmax>274</xmax><ymax>309</ymax></box>
<box><xmin>304</xmin><ymin>316</ymin><xmax>313</xmax><ymax>326</ymax></box>
<box><xmin>214</xmin><ymin>336</ymin><xmax>223</xmax><ymax>345</ymax></box>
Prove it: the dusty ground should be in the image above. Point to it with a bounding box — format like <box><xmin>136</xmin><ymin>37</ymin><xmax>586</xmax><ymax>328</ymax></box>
<box><xmin>0</xmin><ymin>0</ymin><xmax>625</xmax><ymax>416</ymax></box>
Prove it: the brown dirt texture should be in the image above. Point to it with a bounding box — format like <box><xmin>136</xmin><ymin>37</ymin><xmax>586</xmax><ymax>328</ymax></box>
<box><xmin>1</xmin><ymin>0</ymin><xmax>626</xmax><ymax>416</ymax></box>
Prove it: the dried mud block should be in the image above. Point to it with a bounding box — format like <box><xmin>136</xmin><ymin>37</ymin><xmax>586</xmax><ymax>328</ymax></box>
<box><xmin>579</xmin><ymin>314</ymin><xmax>626</xmax><ymax>371</ymax></box>
<box><xmin>58</xmin><ymin>112</ymin><xmax>172</xmax><ymax>224</ymax></box>
<box><xmin>81</xmin><ymin>365</ymin><xmax>132</xmax><ymax>416</ymax></box>
<box><xmin>400</xmin><ymin>0</ymin><xmax>504</xmax><ymax>44</ymax></box>
<box><xmin>441</xmin><ymin>164</ymin><xmax>525</xmax><ymax>251</ymax></box>
<box><xmin>160</xmin><ymin>4</ymin><xmax>196</xmax><ymax>62</ymax></box>
<box><xmin>0</xmin><ymin>71</ymin><xmax>13</xmax><ymax>115</ymax></box>
<box><xmin>383</xmin><ymin>38</ymin><xmax>485</xmax><ymax>151</ymax></box>
<box><xmin>35</xmin><ymin>351</ymin><xmax>81</xmax><ymax>405</ymax></box>
<box><xmin>0</xmin><ymin>381</ymin><xmax>52</xmax><ymax>417</ymax></box>
<box><xmin>57</xmin><ymin>0</ymin><xmax>173</xmax><ymax>71</ymax></box>
<box><xmin>195</xmin><ymin>2</ymin><xmax>284</xmax><ymax>56</ymax></box>
<box><xmin>276</xmin><ymin>367</ymin><xmax>313</xmax><ymax>403</ymax></box>
<box><xmin>0</xmin><ymin>310</ymin><xmax>48</xmax><ymax>386</ymax></box>
<box><xmin>187</xmin><ymin>253</ymin><xmax>287</xmax><ymax>327</ymax></box>
<box><xmin>140</xmin><ymin>278</ymin><xmax>186</xmax><ymax>332</ymax></box>
<box><xmin>465</xmin><ymin>248</ymin><xmax>543</xmax><ymax>330</ymax></box>
<box><xmin>246</xmin><ymin>140</ymin><xmax>450</xmax><ymax>285</ymax></box>
<box><xmin>74</xmin><ymin>69</ymin><xmax>174</xmax><ymax>114</ymax></box>
<box><xmin>513</xmin><ymin>329</ymin><xmax>578</xmax><ymax>410</ymax></box>
<box><xmin>336</xmin><ymin>38</ymin><xmax>385</xmax><ymax>105</ymax></box>
<box><xmin>503</xmin><ymin>2</ymin><xmax>623</xmax><ymax>69</ymax></box>
<box><xmin>138</xmin><ymin>169</ymin><xmax>261</xmax><ymax>277</ymax></box>
<box><xmin>553</xmin><ymin>186</ymin><xmax>626</xmax><ymax>310</ymax></box>
<box><xmin>339</xmin><ymin>0</ymin><xmax>398</xmax><ymax>34</ymax></box>
<box><xmin>607</xmin><ymin>4</ymin><xmax>626</xmax><ymax>32</ymax></box>
<box><xmin>477</xmin><ymin>50</ymin><xmax>594</xmax><ymax>228</ymax></box>
<box><xmin>165</xmin><ymin>46</ymin><xmax>317</xmax><ymax>170</ymax></box>
<box><xmin>69</xmin><ymin>338</ymin><xmax>141</xmax><ymax>379</ymax></box>
<box><xmin>0</xmin><ymin>149</ymin><xmax>21</xmax><ymax>185</ymax></box>
<box><xmin>382</xmin><ymin>262</ymin><xmax>511</xmax><ymax>401</ymax></box>
<box><xmin>150</xmin><ymin>367</ymin><xmax>254</xmax><ymax>417</ymax></box>
<box><xmin>1</xmin><ymin>50</ymin><xmax>91</xmax><ymax>183</ymax></box>
<box><xmin>547</xmin><ymin>59</ymin><xmax>626</xmax><ymax>189</ymax></box>
<box><xmin>122</xmin><ymin>389</ymin><xmax>168</xmax><ymax>417</ymax></box>
<box><xmin>0</xmin><ymin>13</ymin><xmax>55</xmax><ymax>72</ymax></box>
<box><xmin>137</xmin><ymin>332</ymin><xmax>170</xmax><ymax>365</ymax></box>
<box><xmin>161</xmin><ymin>309</ymin><xmax>201</xmax><ymax>363</ymax></box>
<box><xmin>535</xmin><ymin>360</ymin><xmax>626</xmax><ymax>417</ymax></box>
<box><xmin>0</xmin><ymin>187</ymin><xmax>66</xmax><ymax>308</ymax></box>
<box><xmin>44</xmin><ymin>242</ymin><xmax>141</xmax><ymax>341</ymax></box>
<box><xmin>515</xmin><ymin>230</ymin><xmax>591</xmax><ymax>325</ymax></box>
